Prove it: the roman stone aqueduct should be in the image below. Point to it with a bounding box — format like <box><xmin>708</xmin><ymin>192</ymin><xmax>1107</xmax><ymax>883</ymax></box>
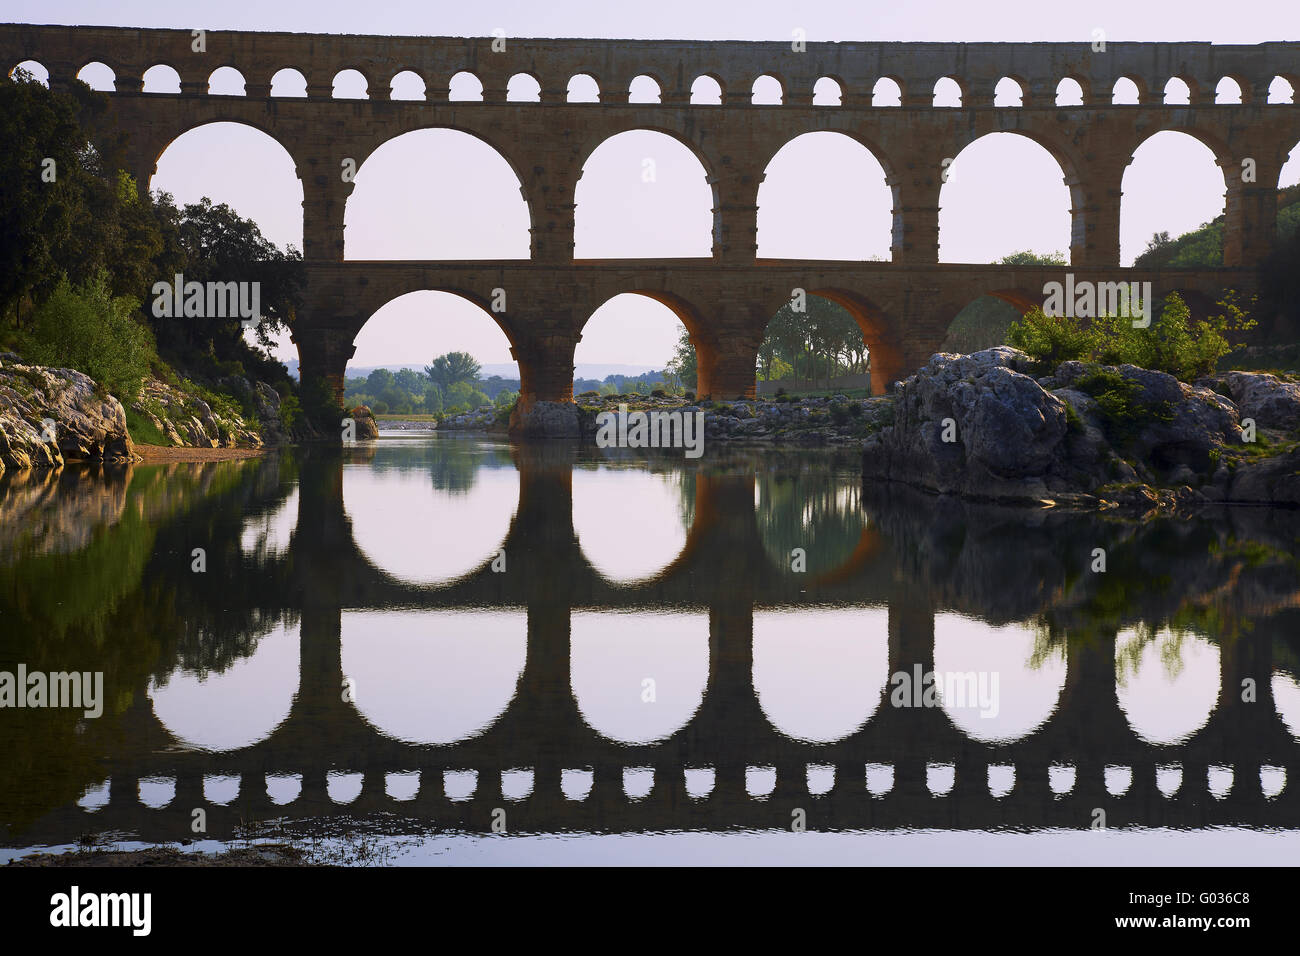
<box><xmin>3</xmin><ymin>25</ymin><xmax>1299</xmax><ymax>431</ymax></box>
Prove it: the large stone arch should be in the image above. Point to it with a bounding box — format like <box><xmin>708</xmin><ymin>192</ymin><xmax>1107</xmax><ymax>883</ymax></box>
<box><xmin>132</xmin><ymin>115</ymin><xmax>302</xmax><ymax>192</ymax></box>
<box><xmin>756</xmin><ymin>129</ymin><xmax>896</xmax><ymax>260</ymax></box>
<box><xmin>778</xmin><ymin>287</ymin><xmax>907</xmax><ymax>396</ymax></box>
<box><xmin>572</xmin><ymin>125</ymin><xmax>718</xmax><ymax>258</ymax></box>
<box><xmin>575</xmin><ymin>287</ymin><xmax>713</xmax><ymax>387</ymax></box>
<box><xmin>342</xmin><ymin>126</ymin><xmax>532</xmax><ymax>260</ymax></box>
<box><xmin>939</xmin><ymin>129</ymin><xmax>1080</xmax><ymax>264</ymax></box>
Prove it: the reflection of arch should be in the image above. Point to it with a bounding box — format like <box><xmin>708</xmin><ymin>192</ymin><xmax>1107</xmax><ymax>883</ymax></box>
<box><xmin>571</xmin><ymin>610</ymin><xmax>708</xmax><ymax>744</ymax></box>
<box><xmin>755</xmin><ymin>471</ymin><xmax>870</xmax><ymax>577</ymax></box>
<box><xmin>758</xmin><ymin>131</ymin><xmax>893</xmax><ymax>259</ymax></box>
<box><xmin>1274</xmin><ymin>672</ymin><xmax>1300</xmax><ymax>741</ymax></box>
<box><xmin>344</xmin><ymin>128</ymin><xmax>531</xmax><ymax>260</ymax></box>
<box><xmin>149</xmin><ymin>622</ymin><xmax>299</xmax><ymax>751</ymax></box>
<box><xmin>572</xmin><ymin>467</ymin><xmax>691</xmax><ymax>583</ymax></box>
<box><xmin>1115</xmin><ymin>628</ymin><xmax>1221</xmax><ymax>745</ymax></box>
<box><xmin>574</xmin><ymin>129</ymin><xmax>713</xmax><ymax>258</ymax></box>
<box><xmin>241</xmin><ymin>488</ymin><xmax>299</xmax><ymax>559</ymax></box>
<box><xmin>754</xmin><ymin>608</ymin><xmax>890</xmax><ymax>743</ymax></box>
<box><xmin>933</xmin><ymin>615</ymin><xmax>1066</xmax><ymax>743</ymax></box>
<box><xmin>344</xmin><ymin>458</ymin><xmax>519</xmax><ymax>586</ymax></box>
<box><xmin>341</xmin><ymin>609</ymin><xmax>527</xmax><ymax>744</ymax></box>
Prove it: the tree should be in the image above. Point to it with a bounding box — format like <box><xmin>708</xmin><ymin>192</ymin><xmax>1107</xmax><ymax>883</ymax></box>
<box><xmin>425</xmin><ymin>351</ymin><xmax>481</xmax><ymax>390</ymax></box>
<box><xmin>998</xmin><ymin>250</ymin><xmax>1067</xmax><ymax>266</ymax></box>
<box><xmin>22</xmin><ymin>274</ymin><xmax>155</xmax><ymax>402</ymax></box>
<box><xmin>666</xmin><ymin>328</ymin><xmax>697</xmax><ymax>390</ymax></box>
<box><xmin>423</xmin><ymin>384</ymin><xmax>444</xmax><ymax>414</ymax></box>
<box><xmin>365</xmin><ymin>368</ymin><xmax>395</xmax><ymax>396</ymax></box>
<box><xmin>152</xmin><ymin>195</ymin><xmax>303</xmax><ymax>364</ymax></box>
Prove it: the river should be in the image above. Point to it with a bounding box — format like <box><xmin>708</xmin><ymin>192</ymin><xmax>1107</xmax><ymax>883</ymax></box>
<box><xmin>2</xmin><ymin>433</ymin><xmax>1299</xmax><ymax>864</ymax></box>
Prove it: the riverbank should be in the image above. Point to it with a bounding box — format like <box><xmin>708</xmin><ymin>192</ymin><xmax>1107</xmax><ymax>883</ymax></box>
<box><xmin>135</xmin><ymin>444</ymin><xmax>267</xmax><ymax>463</ymax></box>
<box><xmin>428</xmin><ymin>392</ymin><xmax>894</xmax><ymax>444</ymax></box>
<box><xmin>1</xmin><ymin>354</ymin><xmax>290</xmax><ymax>475</ymax></box>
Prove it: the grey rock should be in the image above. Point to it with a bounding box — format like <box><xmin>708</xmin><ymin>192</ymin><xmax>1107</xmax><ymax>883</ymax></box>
<box><xmin>510</xmin><ymin>400</ymin><xmax>578</xmax><ymax>438</ymax></box>
<box><xmin>1218</xmin><ymin>371</ymin><xmax>1300</xmax><ymax>432</ymax></box>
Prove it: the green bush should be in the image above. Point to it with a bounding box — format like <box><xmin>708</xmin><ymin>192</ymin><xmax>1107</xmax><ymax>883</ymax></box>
<box><xmin>278</xmin><ymin>393</ymin><xmax>302</xmax><ymax>431</ymax></box>
<box><xmin>1007</xmin><ymin>292</ymin><xmax>1255</xmax><ymax>382</ymax></box>
<box><xmin>22</xmin><ymin>275</ymin><xmax>155</xmax><ymax>402</ymax></box>
<box><xmin>124</xmin><ymin>406</ymin><xmax>167</xmax><ymax>445</ymax></box>
<box><xmin>1073</xmin><ymin>365</ymin><xmax>1173</xmax><ymax>445</ymax></box>
<box><xmin>1005</xmin><ymin>309</ymin><xmax>1094</xmax><ymax>368</ymax></box>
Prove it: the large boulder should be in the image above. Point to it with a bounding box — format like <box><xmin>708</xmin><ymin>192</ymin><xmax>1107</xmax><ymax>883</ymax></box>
<box><xmin>510</xmin><ymin>400</ymin><xmax>579</xmax><ymax>439</ymax></box>
<box><xmin>863</xmin><ymin>349</ymin><xmax>1246</xmax><ymax>504</ymax></box>
<box><xmin>349</xmin><ymin>405</ymin><xmax>381</xmax><ymax>440</ymax></box>
<box><xmin>862</xmin><ymin>348</ymin><xmax>1079</xmax><ymax>501</ymax></box>
<box><xmin>1215</xmin><ymin>371</ymin><xmax>1300</xmax><ymax>433</ymax></box>
<box><xmin>1222</xmin><ymin>444</ymin><xmax>1300</xmax><ymax>506</ymax></box>
<box><xmin>0</xmin><ymin>362</ymin><xmax>136</xmax><ymax>472</ymax></box>
<box><xmin>1053</xmin><ymin>362</ymin><xmax>1239</xmax><ymax>472</ymax></box>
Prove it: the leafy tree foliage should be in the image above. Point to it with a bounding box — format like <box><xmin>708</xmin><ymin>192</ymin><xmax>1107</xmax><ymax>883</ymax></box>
<box><xmin>1006</xmin><ymin>292</ymin><xmax>1255</xmax><ymax>381</ymax></box>
<box><xmin>22</xmin><ymin>274</ymin><xmax>156</xmax><ymax>402</ymax></box>
<box><xmin>425</xmin><ymin>351</ymin><xmax>481</xmax><ymax>390</ymax></box>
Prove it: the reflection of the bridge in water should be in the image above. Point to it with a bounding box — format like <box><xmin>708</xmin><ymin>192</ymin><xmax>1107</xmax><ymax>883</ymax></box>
<box><xmin>28</xmin><ymin>444</ymin><xmax>1300</xmax><ymax>842</ymax></box>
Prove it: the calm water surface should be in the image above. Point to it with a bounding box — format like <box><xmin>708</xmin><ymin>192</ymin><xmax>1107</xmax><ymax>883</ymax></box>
<box><xmin>2</xmin><ymin>433</ymin><xmax>1299</xmax><ymax>864</ymax></box>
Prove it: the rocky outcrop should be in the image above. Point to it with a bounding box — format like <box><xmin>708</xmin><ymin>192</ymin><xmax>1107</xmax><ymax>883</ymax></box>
<box><xmin>349</xmin><ymin>405</ymin><xmax>380</xmax><ymax>440</ymax></box>
<box><xmin>861</xmin><ymin>348</ymin><xmax>1300</xmax><ymax>509</ymax></box>
<box><xmin>567</xmin><ymin>393</ymin><xmax>894</xmax><ymax>445</ymax></box>
<box><xmin>131</xmin><ymin>378</ymin><xmax>265</xmax><ymax>450</ymax></box>
<box><xmin>1211</xmin><ymin>371</ymin><xmax>1300</xmax><ymax>433</ymax></box>
<box><xmin>0</xmin><ymin>359</ymin><xmax>137</xmax><ymax>475</ymax></box>
<box><xmin>509</xmin><ymin>400</ymin><xmax>579</xmax><ymax>439</ymax></box>
<box><xmin>862</xmin><ymin>348</ymin><xmax>1099</xmax><ymax>502</ymax></box>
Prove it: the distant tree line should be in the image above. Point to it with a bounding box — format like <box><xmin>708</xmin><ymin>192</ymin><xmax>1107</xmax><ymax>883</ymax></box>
<box><xmin>343</xmin><ymin>351</ymin><xmax>519</xmax><ymax>415</ymax></box>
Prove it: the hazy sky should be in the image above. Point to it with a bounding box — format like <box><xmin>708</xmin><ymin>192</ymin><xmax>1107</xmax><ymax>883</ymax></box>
<box><xmin>9</xmin><ymin>0</ymin><xmax>1300</xmax><ymax>370</ymax></box>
